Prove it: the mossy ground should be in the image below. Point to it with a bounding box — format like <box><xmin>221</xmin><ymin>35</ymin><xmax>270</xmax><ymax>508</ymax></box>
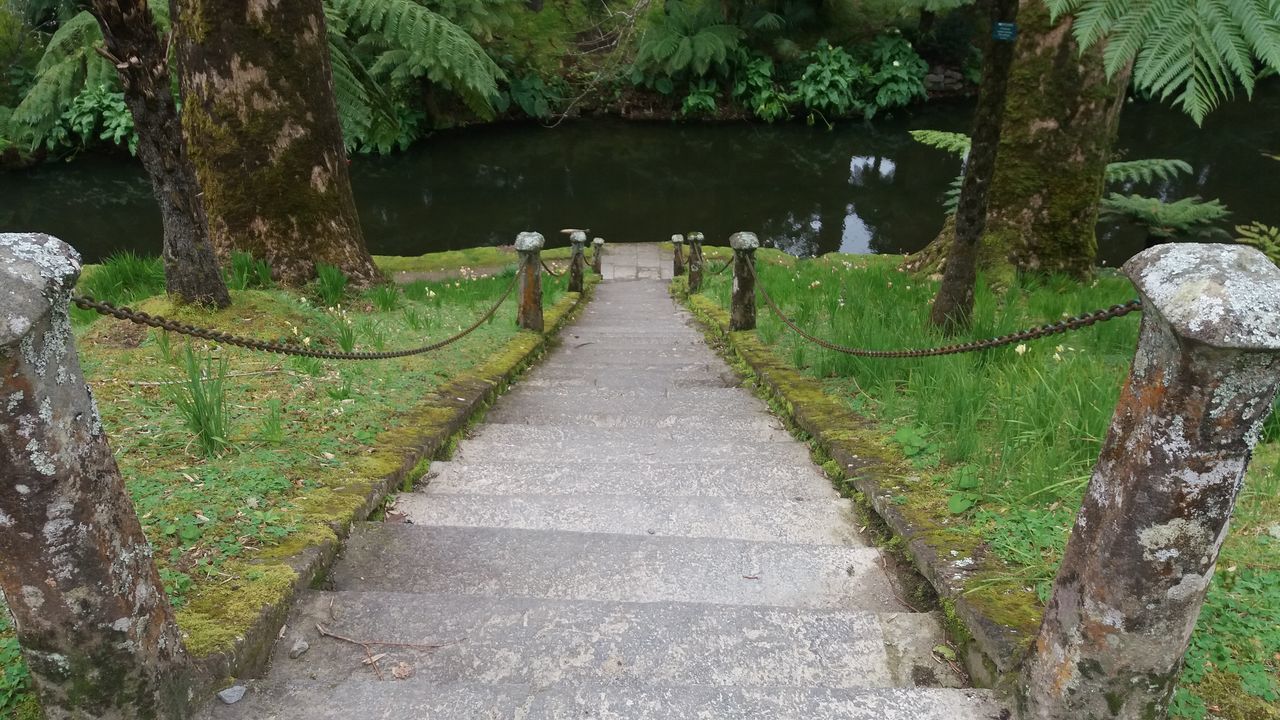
<box><xmin>0</xmin><ymin>247</ymin><xmax>581</xmax><ymax>717</ymax></box>
<box><xmin>686</xmin><ymin>251</ymin><xmax>1280</xmax><ymax>717</ymax></box>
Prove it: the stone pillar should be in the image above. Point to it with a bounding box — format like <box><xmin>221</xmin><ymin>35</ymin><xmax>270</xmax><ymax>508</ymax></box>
<box><xmin>0</xmin><ymin>233</ymin><xmax>189</xmax><ymax>719</ymax></box>
<box><xmin>1021</xmin><ymin>244</ymin><xmax>1280</xmax><ymax>720</ymax></box>
<box><xmin>729</xmin><ymin>231</ymin><xmax>759</xmax><ymax>331</ymax></box>
<box><xmin>515</xmin><ymin>231</ymin><xmax>544</xmax><ymax>332</ymax></box>
<box><xmin>671</xmin><ymin>234</ymin><xmax>685</xmax><ymax>276</ymax></box>
<box><xmin>591</xmin><ymin>237</ymin><xmax>604</xmax><ymax>275</ymax></box>
<box><xmin>568</xmin><ymin>230</ymin><xmax>586</xmax><ymax>293</ymax></box>
<box><xmin>687</xmin><ymin>231</ymin><xmax>705</xmax><ymax>292</ymax></box>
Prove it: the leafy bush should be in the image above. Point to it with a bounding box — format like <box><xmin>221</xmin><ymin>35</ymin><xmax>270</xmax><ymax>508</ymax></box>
<box><xmin>60</xmin><ymin>84</ymin><xmax>136</xmax><ymax>153</ymax></box>
<box><xmin>731</xmin><ymin>53</ymin><xmax>791</xmax><ymax>122</ymax></box>
<box><xmin>496</xmin><ymin>73</ymin><xmax>559</xmax><ymax>119</ymax></box>
<box><xmin>864</xmin><ymin>34</ymin><xmax>928</xmax><ymax>114</ymax></box>
<box><xmin>680</xmin><ymin>78</ymin><xmax>718</xmax><ymax>117</ymax></box>
<box><xmin>632</xmin><ymin>1</ymin><xmax>743</xmax><ymax>83</ymax></box>
<box><xmin>793</xmin><ymin>40</ymin><xmax>869</xmax><ymax>120</ymax></box>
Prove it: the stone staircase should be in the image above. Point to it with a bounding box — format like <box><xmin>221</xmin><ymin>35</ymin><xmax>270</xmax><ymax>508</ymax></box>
<box><xmin>198</xmin><ymin>246</ymin><xmax>1006</xmax><ymax>719</ymax></box>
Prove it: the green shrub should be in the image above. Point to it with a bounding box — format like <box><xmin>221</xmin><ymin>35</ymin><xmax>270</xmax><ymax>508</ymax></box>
<box><xmin>680</xmin><ymin>78</ymin><xmax>719</xmax><ymax>116</ymax></box>
<box><xmin>731</xmin><ymin>53</ymin><xmax>791</xmax><ymax>122</ymax></box>
<box><xmin>793</xmin><ymin>40</ymin><xmax>869</xmax><ymax>121</ymax></box>
<box><xmin>864</xmin><ymin>34</ymin><xmax>928</xmax><ymax>115</ymax></box>
<box><xmin>632</xmin><ymin>1</ymin><xmax>742</xmax><ymax>84</ymax></box>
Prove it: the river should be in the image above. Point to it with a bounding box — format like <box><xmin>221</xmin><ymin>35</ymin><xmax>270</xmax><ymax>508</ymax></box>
<box><xmin>3</xmin><ymin>85</ymin><xmax>1277</xmax><ymax>266</ymax></box>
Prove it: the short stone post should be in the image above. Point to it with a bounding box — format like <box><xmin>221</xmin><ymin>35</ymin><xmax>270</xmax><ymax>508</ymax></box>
<box><xmin>591</xmin><ymin>237</ymin><xmax>604</xmax><ymax>275</ymax></box>
<box><xmin>729</xmin><ymin>231</ymin><xmax>759</xmax><ymax>331</ymax></box>
<box><xmin>568</xmin><ymin>230</ymin><xmax>587</xmax><ymax>293</ymax></box>
<box><xmin>515</xmin><ymin>231</ymin><xmax>544</xmax><ymax>332</ymax></box>
<box><xmin>0</xmin><ymin>233</ymin><xmax>189</xmax><ymax>719</ymax></box>
<box><xmin>1021</xmin><ymin>244</ymin><xmax>1280</xmax><ymax>720</ymax></box>
<box><xmin>687</xmin><ymin>231</ymin><xmax>705</xmax><ymax>292</ymax></box>
<box><xmin>671</xmin><ymin>234</ymin><xmax>685</xmax><ymax>276</ymax></box>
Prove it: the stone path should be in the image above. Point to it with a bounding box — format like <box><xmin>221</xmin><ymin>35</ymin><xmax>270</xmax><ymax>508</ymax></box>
<box><xmin>200</xmin><ymin>244</ymin><xmax>1005</xmax><ymax>719</ymax></box>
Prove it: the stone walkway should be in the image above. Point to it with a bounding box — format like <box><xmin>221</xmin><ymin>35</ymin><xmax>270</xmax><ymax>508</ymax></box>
<box><xmin>200</xmin><ymin>244</ymin><xmax>1005</xmax><ymax>719</ymax></box>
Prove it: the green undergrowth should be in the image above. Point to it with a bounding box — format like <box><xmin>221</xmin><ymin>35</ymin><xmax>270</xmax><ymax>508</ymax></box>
<box><xmin>1</xmin><ymin>251</ymin><xmax>575</xmax><ymax>716</ymax></box>
<box><xmin>693</xmin><ymin>252</ymin><xmax>1280</xmax><ymax>718</ymax></box>
<box><xmin>374</xmin><ymin>245</ymin><xmax>573</xmax><ymax>275</ymax></box>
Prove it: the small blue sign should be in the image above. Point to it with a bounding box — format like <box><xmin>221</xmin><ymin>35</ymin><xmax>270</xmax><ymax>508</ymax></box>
<box><xmin>992</xmin><ymin>22</ymin><xmax>1018</xmax><ymax>41</ymax></box>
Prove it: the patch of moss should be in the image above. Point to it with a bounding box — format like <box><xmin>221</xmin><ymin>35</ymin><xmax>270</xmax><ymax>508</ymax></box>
<box><xmin>1183</xmin><ymin>671</ymin><xmax>1280</xmax><ymax>720</ymax></box>
<box><xmin>176</xmin><ymin>563</ymin><xmax>298</xmax><ymax>657</ymax></box>
<box><xmin>374</xmin><ymin>247</ymin><xmax>574</xmax><ymax>275</ymax></box>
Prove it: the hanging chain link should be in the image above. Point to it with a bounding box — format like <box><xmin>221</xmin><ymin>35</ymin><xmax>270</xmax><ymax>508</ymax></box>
<box><xmin>70</xmin><ymin>274</ymin><xmax>519</xmax><ymax>361</ymax></box>
<box><xmin>540</xmin><ymin>259</ymin><xmax>567</xmax><ymax>277</ymax></box>
<box><xmin>746</xmin><ymin>262</ymin><xmax>1142</xmax><ymax>359</ymax></box>
<box><xmin>706</xmin><ymin>258</ymin><xmax>733</xmax><ymax>276</ymax></box>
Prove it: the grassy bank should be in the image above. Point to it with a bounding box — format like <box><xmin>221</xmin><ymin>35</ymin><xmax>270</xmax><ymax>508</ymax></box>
<box><xmin>693</xmin><ymin>252</ymin><xmax>1279</xmax><ymax>720</ymax></box>
<box><xmin>1</xmin><ymin>250</ymin><xmax>568</xmax><ymax>717</ymax></box>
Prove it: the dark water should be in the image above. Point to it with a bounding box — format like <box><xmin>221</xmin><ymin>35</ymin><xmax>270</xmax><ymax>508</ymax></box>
<box><xmin>3</xmin><ymin>86</ymin><xmax>1278</xmax><ymax>265</ymax></box>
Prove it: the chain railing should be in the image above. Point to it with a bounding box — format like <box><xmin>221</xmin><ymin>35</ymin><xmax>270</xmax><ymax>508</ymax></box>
<box><xmin>745</xmin><ymin>262</ymin><xmax>1142</xmax><ymax>359</ymax></box>
<box><xmin>541</xmin><ymin>259</ymin><xmax>566</xmax><ymax>277</ymax></box>
<box><xmin>70</xmin><ymin>273</ymin><xmax>519</xmax><ymax>361</ymax></box>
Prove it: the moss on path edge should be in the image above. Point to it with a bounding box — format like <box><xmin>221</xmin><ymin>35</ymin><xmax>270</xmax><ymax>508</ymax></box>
<box><xmin>183</xmin><ymin>278</ymin><xmax>598</xmax><ymax>702</ymax></box>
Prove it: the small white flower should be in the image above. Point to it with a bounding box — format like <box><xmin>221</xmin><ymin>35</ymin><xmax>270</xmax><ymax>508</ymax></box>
<box><xmin>1053</xmin><ymin>352</ymin><xmax>1063</xmax><ymax>362</ymax></box>
<box><xmin>1015</xmin><ymin>344</ymin><xmax>1028</xmax><ymax>355</ymax></box>
<box><xmin>1055</xmin><ymin>345</ymin><xmax>1065</xmax><ymax>353</ymax></box>
<box><xmin>892</xmin><ymin>60</ymin><xmax>901</xmax><ymax>67</ymax></box>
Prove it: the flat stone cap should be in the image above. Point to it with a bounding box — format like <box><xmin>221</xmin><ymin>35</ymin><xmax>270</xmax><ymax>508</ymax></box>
<box><xmin>1123</xmin><ymin>243</ymin><xmax>1280</xmax><ymax>350</ymax></box>
<box><xmin>592</xmin><ymin>237</ymin><xmax>605</xmax><ymax>246</ymax></box>
<box><xmin>688</xmin><ymin>231</ymin><xmax>705</xmax><ymax>242</ymax></box>
<box><xmin>729</xmin><ymin>232</ymin><xmax>759</xmax><ymax>251</ymax></box>
<box><xmin>671</xmin><ymin>234</ymin><xmax>684</xmax><ymax>243</ymax></box>
<box><xmin>1</xmin><ymin>233</ymin><xmax>81</xmax><ymax>349</ymax></box>
<box><xmin>514</xmin><ymin>231</ymin><xmax>545</xmax><ymax>251</ymax></box>
<box><xmin>569</xmin><ymin>230</ymin><xmax>588</xmax><ymax>244</ymax></box>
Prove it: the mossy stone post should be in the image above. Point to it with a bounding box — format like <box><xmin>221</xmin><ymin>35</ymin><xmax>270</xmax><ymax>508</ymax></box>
<box><xmin>0</xmin><ymin>234</ymin><xmax>189</xmax><ymax>719</ymax></box>
<box><xmin>687</xmin><ymin>231</ymin><xmax>705</xmax><ymax>292</ymax></box>
<box><xmin>672</xmin><ymin>234</ymin><xmax>686</xmax><ymax>276</ymax></box>
<box><xmin>568</xmin><ymin>230</ymin><xmax>587</xmax><ymax>293</ymax></box>
<box><xmin>729</xmin><ymin>231</ymin><xmax>759</xmax><ymax>331</ymax></box>
<box><xmin>515</xmin><ymin>231</ymin><xmax>545</xmax><ymax>332</ymax></box>
<box><xmin>592</xmin><ymin>238</ymin><xmax>605</xmax><ymax>275</ymax></box>
<box><xmin>1021</xmin><ymin>244</ymin><xmax>1280</xmax><ymax>720</ymax></box>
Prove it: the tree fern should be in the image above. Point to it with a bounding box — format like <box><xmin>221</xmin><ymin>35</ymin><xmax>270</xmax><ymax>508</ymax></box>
<box><xmin>634</xmin><ymin>1</ymin><xmax>743</xmax><ymax>79</ymax></box>
<box><xmin>1048</xmin><ymin>0</ymin><xmax>1280</xmax><ymax>123</ymax></box>
<box><xmin>10</xmin><ymin>10</ymin><xmax>115</xmax><ymax>147</ymax></box>
<box><xmin>1098</xmin><ymin>193</ymin><xmax>1231</xmax><ymax>239</ymax></box>
<box><xmin>327</xmin><ymin>0</ymin><xmax>504</xmax><ymax>118</ymax></box>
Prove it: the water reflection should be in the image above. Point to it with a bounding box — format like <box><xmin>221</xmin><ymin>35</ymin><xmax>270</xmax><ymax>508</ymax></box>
<box><xmin>2</xmin><ymin>85</ymin><xmax>1277</xmax><ymax>266</ymax></box>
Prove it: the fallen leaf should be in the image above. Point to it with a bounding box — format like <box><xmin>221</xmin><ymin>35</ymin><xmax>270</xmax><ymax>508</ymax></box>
<box><xmin>391</xmin><ymin>662</ymin><xmax>414</xmax><ymax>680</ymax></box>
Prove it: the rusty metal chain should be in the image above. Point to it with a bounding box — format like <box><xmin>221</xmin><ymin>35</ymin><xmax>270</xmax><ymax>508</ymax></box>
<box><xmin>540</xmin><ymin>259</ymin><xmax>566</xmax><ymax>277</ymax></box>
<box><xmin>706</xmin><ymin>258</ymin><xmax>733</xmax><ymax>276</ymax></box>
<box><xmin>748</xmin><ymin>263</ymin><xmax>1142</xmax><ymax>358</ymax></box>
<box><xmin>70</xmin><ymin>274</ymin><xmax>518</xmax><ymax>361</ymax></box>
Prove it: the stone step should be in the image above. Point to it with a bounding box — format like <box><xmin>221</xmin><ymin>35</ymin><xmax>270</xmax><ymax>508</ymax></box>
<box><xmin>513</xmin><ymin>373</ymin><xmax>738</xmax><ymax>391</ymax></box>
<box><xmin>484</xmin><ymin>393</ymin><xmax>766</xmax><ymax>422</ymax></box>
<box><xmin>268</xmin><ymin>592</ymin><xmax>897</xmax><ymax>688</ymax></box>
<box><xmin>474</xmin><ymin>410</ymin><xmax>784</xmax><ymax>431</ymax></box>
<box><xmin>331</xmin><ymin>525</ymin><xmax>902</xmax><ymax>611</ymax></box>
<box><xmin>393</xmin><ymin>493</ymin><xmax>861</xmax><ymax>546</ymax></box>
<box><xmin>452</xmin><ymin>435</ymin><xmax>809</xmax><ymax>465</ymax></box>
<box><xmin>421</xmin><ymin>460</ymin><xmax>838</xmax><ymax>499</ymax></box>
<box><xmin>461</xmin><ymin>422</ymin><xmax>793</xmax><ymax>448</ymax></box>
<box><xmin>198</xmin><ymin>680</ymin><xmax>1005</xmax><ymax>719</ymax></box>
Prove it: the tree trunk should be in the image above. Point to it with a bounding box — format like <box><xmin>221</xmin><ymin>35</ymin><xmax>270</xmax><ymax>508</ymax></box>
<box><xmin>982</xmin><ymin>0</ymin><xmax>1128</xmax><ymax>279</ymax></box>
<box><xmin>89</xmin><ymin>0</ymin><xmax>230</xmax><ymax>308</ymax></box>
<box><xmin>174</xmin><ymin>0</ymin><xmax>383</xmax><ymax>287</ymax></box>
<box><xmin>930</xmin><ymin>0</ymin><xmax>1019</xmax><ymax>330</ymax></box>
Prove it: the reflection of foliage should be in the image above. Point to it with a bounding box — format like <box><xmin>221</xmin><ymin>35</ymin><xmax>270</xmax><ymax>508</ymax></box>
<box><xmin>1099</xmin><ymin>194</ymin><xmax>1230</xmax><ymax>240</ymax></box>
<box><xmin>1236</xmin><ymin>221</ymin><xmax>1280</xmax><ymax>266</ymax></box>
<box><xmin>1048</xmin><ymin>0</ymin><xmax>1280</xmax><ymax>124</ymax></box>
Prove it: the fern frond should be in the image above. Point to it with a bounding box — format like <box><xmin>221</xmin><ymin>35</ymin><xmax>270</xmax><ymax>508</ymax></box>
<box><xmin>1103</xmin><ymin>158</ymin><xmax>1193</xmax><ymax>184</ymax></box>
<box><xmin>909</xmin><ymin>129</ymin><xmax>970</xmax><ymax>156</ymax></box>
<box><xmin>1051</xmin><ymin>0</ymin><xmax>1280</xmax><ymax>124</ymax></box>
<box><xmin>1098</xmin><ymin>192</ymin><xmax>1231</xmax><ymax>238</ymax></box>
<box><xmin>1236</xmin><ymin>221</ymin><xmax>1280</xmax><ymax>266</ymax></box>
<box><xmin>327</xmin><ymin>0</ymin><xmax>504</xmax><ymax>118</ymax></box>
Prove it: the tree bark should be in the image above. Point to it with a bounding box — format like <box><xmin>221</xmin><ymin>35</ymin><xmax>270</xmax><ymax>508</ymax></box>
<box><xmin>89</xmin><ymin>0</ymin><xmax>230</xmax><ymax>308</ymax></box>
<box><xmin>930</xmin><ymin>0</ymin><xmax>1019</xmax><ymax>330</ymax></box>
<box><xmin>983</xmin><ymin>0</ymin><xmax>1128</xmax><ymax>279</ymax></box>
<box><xmin>174</xmin><ymin>0</ymin><xmax>382</xmax><ymax>287</ymax></box>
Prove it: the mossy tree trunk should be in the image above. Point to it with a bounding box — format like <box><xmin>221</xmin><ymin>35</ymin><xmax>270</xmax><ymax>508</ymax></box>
<box><xmin>930</xmin><ymin>0</ymin><xmax>1019</xmax><ymax>330</ymax></box>
<box><xmin>982</xmin><ymin>0</ymin><xmax>1128</xmax><ymax>279</ymax></box>
<box><xmin>89</xmin><ymin>0</ymin><xmax>230</xmax><ymax>308</ymax></box>
<box><xmin>174</xmin><ymin>0</ymin><xmax>383</xmax><ymax>287</ymax></box>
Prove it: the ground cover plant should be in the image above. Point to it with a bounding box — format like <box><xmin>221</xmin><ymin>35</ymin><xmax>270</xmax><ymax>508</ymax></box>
<box><xmin>694</xmin><ymin>251</ymin><xmax>1280</xmax><ymax>719</ymax></box>
<box><xmin>0</xmin><ymin>250</ymin><xmax>570</xmax><ymax>717</ymax></box>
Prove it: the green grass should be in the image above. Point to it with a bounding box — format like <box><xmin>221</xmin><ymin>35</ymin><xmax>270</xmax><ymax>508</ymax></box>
<box><xmin>373</xmin><ymin>246</ymin><xmax>573</xmax><ymax>275</ymax></box>
<box><xmin>1</xmin><ymin>255</ymin><xmax>572</xmax><ymax>717</ymax></box>
<box><xmin>72</xmin><ymin>251</ymin><xmax>167</xmax><ymax>323</ymax></box>
<box><xmin>696</xmin><ymin>252</ymin><xmax>1280</xmax><ymax>719</ymax></box>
